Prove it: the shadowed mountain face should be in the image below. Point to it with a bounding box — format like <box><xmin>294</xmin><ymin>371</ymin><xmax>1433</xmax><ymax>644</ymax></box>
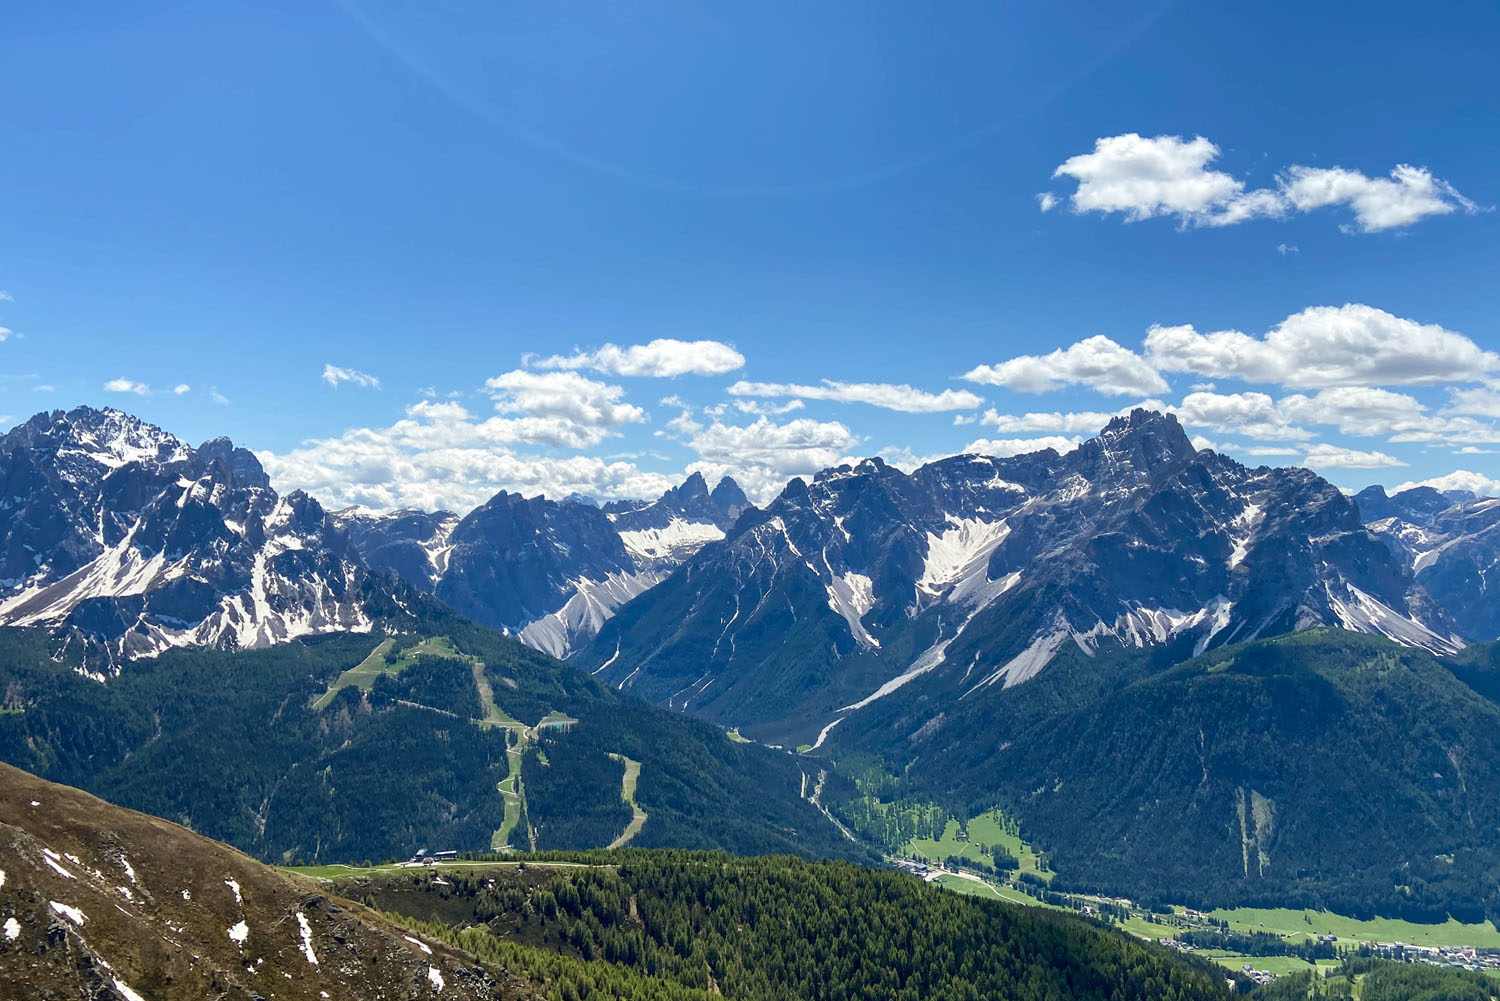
<box><xmin>0</xmin><ymin>407</ymin><xmax>381</xmax><ymax>668</ymax></box>
<box><xmin>0</xmin><ymin>761</ymin><xmax>541</xmax><ymax>1000</ymax></box>
<box><xmin>337</xmin><ymin>470</ymin><xmax>753</xmax><ymax>659</ymax></box>
<box><xmin>580</xmin><ymin>410</ymin><xmax>1459</xmax><ymax>741</ymax></box>
<box><xmin>1358</xmin><ymin>485</ymin><xmax>1500</xmax><ymax>641</ymax></box>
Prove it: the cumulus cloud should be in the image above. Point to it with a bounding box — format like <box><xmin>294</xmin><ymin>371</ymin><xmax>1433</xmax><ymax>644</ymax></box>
<box><xmin>1279</xmin><ymin>163</ymin><xmax>1480</xmax><ymax>233</ymax></box>
<box><xmin>1447</xmin><ymin>388</ymin><xmax>1500</xmax><ymax>418</ymax></box>
<box><xmin>1036</xmin><ymin>192</ymin><xmax>1059</xmax><ymax>212</ymax></box>
<box><xmin>727</xmin><ymin>379</ymin><xmax>982</xmax><ymax>413</ymax></box>
<box><xmin>529</xmin><ymin>338</ymin><xmax>745</xmax><ymax>378</ymax></box>
<box><xmin>258</xmin><ymin>400</ymin><xmax>676</xmax><ymax>513</ymax></box>
<box><xmin>172</xmin><ymin>383</ymin><xmax>191</xmax><ymax>395</ymax></box>
<box><xmin>485</xmin><ymin>370</ymin><xmax>645</xmax><ymax>433</ymax></box>
<box><xmin>961</xmin><ymin>435</ymin><xmax>1082</xmax><ymax>457</ymax></box>
<box><xmin>1170</xmin><ymin>391</ymin><xmax>1312</xmax><ymax>441</ymax></box>
<box><xmin>1391</xmin><ymin>470</ymin><xmax>1500</xmax><ymax>497</ymax></box>
<box><xmin>962</xmin><ymin>335</ymin><xmax>1167</xmax><ymax>396</ymax></box>
<box><xmin>1301</xmin><ymin>443</ymin><xmax>1406</xmax><ymax>469</ymax></box>
<box><xmin>103</xmin><ymin>378</ymin><xmax>151</xmax><ymax>396</ymax></box>
<box><xmin>684</xmin><ymin>416</ymin><xmax>861</xmax><ymax>504</ymax></box>
<box><xmin>1145</xmin><ymin>304</ymin><xmax>1499</xmax><ymax>388</ymax></box>
<box><xmin>322</xmin><ymin>364</ymin><xmax>381</xmax><ymax>389</ymax></box>
<box><xmin>1044</xmin><ymin>133</ymin><xmax>1478</xmax><ymax>232</ymax></box>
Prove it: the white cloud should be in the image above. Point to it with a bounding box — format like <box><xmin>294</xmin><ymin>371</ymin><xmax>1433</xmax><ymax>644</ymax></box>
<box><xmin>1456</xmin><ymin>446</ymin><xmax>1496</xmax><ymax>455</ymax></box>
<box><xmin>322</xmin><ymin>364</ymin><xmax>381</xmax><ymax>389</ymax></box>
<box><xmin>172</xmin><ymin>383</ymin><xmax>191</xmax><ymax>395</ymax></box>
<box><xmin>1145</xmin><ymin>304</ymin><xmax>1498</xmax><ymax>388</ymax></box>
<box><xmin>978</xmin><ymin>405</ymin><xmax>1166</xmax><ymax>433</ymax></box>
<box><xmin>103</xmin><ymin>378</ymin><xmax>151</xmax><ymax>396</ymax></box>
<box><xmin>1390</xmin><ymin>470</ymin><xmax>1500</xmax><ymax>497</ymax></box>
<box><xmin>962</xmin><ymin>335</ymin><xmax>1167</xmax><ymax>396</ymax></box>
<box><xmin>685</xmin><ymin>416</ymin><xmax>861</xmax><ymax>504</ymax></box>
<box><xmin>1190</xmin><ymin>435</ymin><xmax>1219</xmax><ymax>452</ymax></box>
<box><xmin>1277</xmin><ymin>243</ymin><xmax>1299</xmax><ymax>256</ymax></box>
<box><xmin>1036</xmin><ymin>192</ymin><xmax>1058</xmax><ymax>212</ymax></box>
<box><xmin>961</xmin><ymin>435</ymin><xmax>1082</xmax><ymax>457</ymax></box>
<box><xmin>0</xmin><ymin>290</ymin><xmax>12</xmax><ymax>302</ymax></box>
<box><xmin>727</xmin><ymin>379</ymin><xmax>982</xmax><ymax>413</ymax></box>
<box><xmin>484</xmin><ymin>370</ymin><xmax>645</xmax><ymax>442</ymax></box>
<box><xmin>1280</xmin><ymin>164</ymin><xmax>1480</xmax><ymax>233</ymax></box>
<box><xmin>733</xmin><ymin>398</ymin><xmax>806</xmax><ymax>417</ymax></box>
<box><xmin>1047</xmin><ymin>133</ymin><xmax>1478</xmax><ymax>232</ymax></box>
<box><xmin>1301</xmin><ymin>443</ymin><xmax>1406</xmax><ymax>469</ymax></box>
<box><xmin>210</xmin><ymin>388</ymin><xmax>229</xmax><ymax>405</ymax></box>
<box><xmin>0</xmin><ymin>327</ymin><xmax>12</xmax><ymax>342</ymax></box>
<box><xmin>529</xmin><ymin>338</ymin><xmax>745</xmax><ymax>378</ymax></box>
<box><xmin>1447</xmin><ymin>388</ymin><xmax>1500</xmax><ymax>418</ymax></box>
<box><xmin>34</xmin><ymin>384</ymin><xmax>55</xmax><ymax>393</ymax></box>
<box><xmin>258</xmin><ymin>400</ymin><xmax>676</xmax><ymax>513</ymax></box>
<box><xmin>1173</xmin><ymin>391</ymin><xmax>1312</xmax><ymax>441</ymax></box>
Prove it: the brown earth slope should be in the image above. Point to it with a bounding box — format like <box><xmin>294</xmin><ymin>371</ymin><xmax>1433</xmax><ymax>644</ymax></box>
<box><xmin>0</xmin><ymin>762</ymin><xmax>542</xmax><ymax>1001</ymax></box>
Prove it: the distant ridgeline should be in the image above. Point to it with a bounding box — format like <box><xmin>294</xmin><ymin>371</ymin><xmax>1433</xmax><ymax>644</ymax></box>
<box><xmin>0</xmin><ymin>618</ymin><xmax>867</xmax><ymax>867</ymax></box>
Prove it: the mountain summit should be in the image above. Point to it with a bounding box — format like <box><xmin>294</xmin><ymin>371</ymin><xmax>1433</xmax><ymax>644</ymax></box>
<box><xmin>580</xmin><ymin>410</ymin><xmax>1461</xmax><ymax>741</ymax></box>
<box><xmin>0</xmin><ymin>407</ymin><xmax>379</xmax><ymax>667</ymax></box>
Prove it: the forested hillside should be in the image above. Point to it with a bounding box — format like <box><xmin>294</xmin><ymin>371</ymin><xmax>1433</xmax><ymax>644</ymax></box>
<box><xmin>834</xmin><ymin>629</ymin><xmax>1500</xmax><ymax>922</ymax></box>
<box><xmin>346</xmin><ymin>851</ymin><xmax>1238</xmax><ymax>1001</ymax></box>
<box><xmin>0</xmin><ymin>619</ymin><xmax>864</xmax><ymax>866</ymax></box>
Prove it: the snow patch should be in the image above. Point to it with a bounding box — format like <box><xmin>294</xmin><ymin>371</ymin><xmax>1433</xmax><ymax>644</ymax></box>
<box><xmin>296</xmin><ymin>911</ymin><xmax>318</xmax><ymax>964</ymax></box>
<box><xmin>228</xmin><ymin>920</ymin><xmax>249</xmax><ymax>946</ymax></box>
<box><xmin>428</xmin><ymin>966</ymin><xmax>446</xmax><ymax>992</ymax></box>
<box><xmin>49</xmin><ymin>900</ymin><xmax>86</xmax><ymax>926</ymax></box>
<box><xmin>1226</xmin><ymin>502</ymin><xmax>1263</xmax><ymax>569</ymax></box>
<box><xmin>112</xmin><ymin>979</ymin><xmax>146</xmax><ymax>1001</ymax></box>
<box><xmin>224</xmin><ymin>877</ymin><xmax>242</xmax><ymax>905</ymax></box>
<box><xmin>404</xmin><ymin>934</ymin><xmax>433</xmax><ymax>954</ymax></box>
<box><xmin>3</xmin><ymin>917</ymin><xmax>18</xmax><ymax>941</ymax></box>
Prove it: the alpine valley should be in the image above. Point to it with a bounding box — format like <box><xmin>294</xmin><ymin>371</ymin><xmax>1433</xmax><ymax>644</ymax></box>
<box><xmin>4</xmin><ymin>404</ymin><xmax>1500</xmax><ymax>993</ymax></box>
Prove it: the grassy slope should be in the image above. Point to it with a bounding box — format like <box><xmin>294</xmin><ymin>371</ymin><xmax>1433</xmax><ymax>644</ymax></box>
<box><xmin>0</xmin><ymin>762</ymin><xmax>541</xmax><ymax>1001</ymax></box>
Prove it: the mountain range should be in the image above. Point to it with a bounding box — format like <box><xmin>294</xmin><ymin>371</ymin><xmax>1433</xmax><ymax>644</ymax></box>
<box><xmin>1356</xmin><ymin>484</ymin><xmax>1500</xmax><ymax>643</ymax></box>
<box><xmin>336</xmin><ymin>469</ymin><xmax>748</xmax><ymax>659</ymax></box>
<box><xmin>580</xmin><ymin>409</ymin><xmax>1466</xmax><ymax>743</ymax></box>
<box><xmin>5</xmin><ymin>404</ymin><xmax>1500</xmax><ymax>924</ymax></box>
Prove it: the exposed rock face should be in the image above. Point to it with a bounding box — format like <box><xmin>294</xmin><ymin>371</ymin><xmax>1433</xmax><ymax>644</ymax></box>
<box><xmin>340</xmin><ymin>471</ymin><xmax>753</xmax><ymax>658</ymax></box>
<box><xmin>580</xmin><ymin>410</ymin><xmax>1461</xmax><ymax>735</ymax></box>
<box><xmin>1360</xmin><ymin>485</ymin><xmax>1500</xmax><ymax>641</ymax></box>
<box><xmin>0</xmin><ymin>407</ymin><xmax>378</xmax><ymax>667</ymax></box>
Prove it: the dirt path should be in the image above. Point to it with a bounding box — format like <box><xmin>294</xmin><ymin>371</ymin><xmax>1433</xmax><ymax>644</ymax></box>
<box><xmin>606</xmin><ymin>753</ymin><xmax>647</xmax><ymax>849</ymax></box>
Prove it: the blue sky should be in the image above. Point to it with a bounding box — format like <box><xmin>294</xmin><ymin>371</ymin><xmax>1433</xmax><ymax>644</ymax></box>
<box><xmin>2</xmin><ymin>0</ymin><xmax>1497</xmax><ymax>510</ymax></box>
